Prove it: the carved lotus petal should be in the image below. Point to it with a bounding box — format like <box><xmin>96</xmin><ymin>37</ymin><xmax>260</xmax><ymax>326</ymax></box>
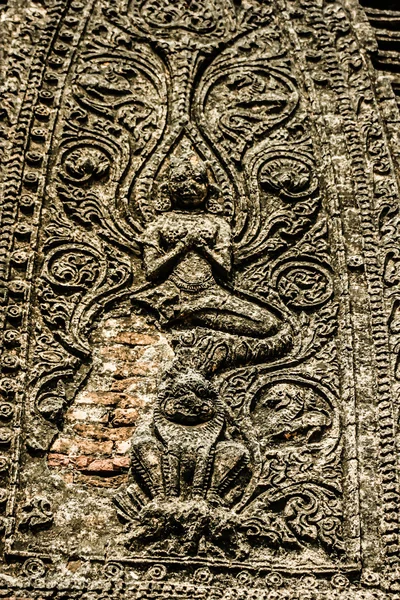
<box><xmin>259</xmin><ymin>156</ymin><xmax>314</xmax><ymax>198</ymax></box>
<box><xmin>63</xmin><ymin>147</ymin><xmax>110</xmax><ymax>183</ymax></box>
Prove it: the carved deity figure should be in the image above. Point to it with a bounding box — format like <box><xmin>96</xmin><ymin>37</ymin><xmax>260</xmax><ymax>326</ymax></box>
<box><xmin>136</xmin><ymin>147</ymin><xmax>285</xmax><ymax>341</ymax></box>
<box><xmin>119</xmin><ymin>145</ymin><xmax>297</xmax><ymax>552</ymax></box>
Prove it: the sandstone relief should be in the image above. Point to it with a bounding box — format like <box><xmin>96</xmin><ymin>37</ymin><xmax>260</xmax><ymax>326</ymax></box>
<box><xmin>0</xmin><ymin>0</ymin><xmax>399</xmax><ymax>598</ymax></box>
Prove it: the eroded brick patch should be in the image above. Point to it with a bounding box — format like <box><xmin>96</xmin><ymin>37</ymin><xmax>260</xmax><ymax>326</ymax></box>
<box><xmin>48</xmin><ymin>312</ymin><xmax>174</xmax><ymax>486</ymax></box>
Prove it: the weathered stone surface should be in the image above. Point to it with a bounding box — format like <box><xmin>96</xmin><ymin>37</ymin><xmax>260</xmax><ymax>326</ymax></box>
<box><xmin>1</xmin><ymin>0</ymin><xmax>400</xmax><ymax>597</ymax></box>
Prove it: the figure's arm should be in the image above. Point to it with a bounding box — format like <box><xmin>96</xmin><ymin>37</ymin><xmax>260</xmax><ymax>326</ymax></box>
<box><xmin>199</xmin><ymin>218</ymin><xmax>232</xmax><ymax>279</ymax></box>
<box><xmin>143</xmin><ymin>223</ymin><xmax>187</xmax><ymax>281</ymax></box>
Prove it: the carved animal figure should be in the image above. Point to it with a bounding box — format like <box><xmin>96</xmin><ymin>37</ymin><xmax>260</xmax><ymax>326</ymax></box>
<box><xmin>253</xmin><ymin>383</ymin><xmax>331</xmax><ymax>444</ymax></box>
<box><xmin>130</xmin><ymin>369</ymin><xmax>249</xmax><ymax>502</ymax></box>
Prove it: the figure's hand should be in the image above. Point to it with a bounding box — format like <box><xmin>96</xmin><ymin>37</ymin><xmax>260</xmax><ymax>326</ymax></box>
<box><xmin>196</xmin><ymin>227</ymin><xmax>217</xmax><ymax>249</ymax></box>
<box><xmin>181</xmin><ymin>226</ymin><xmax>217</xmax><ymax>250</ymax></box>
<box><xmin>192</xmin><ymin>235</ymin><xmax>206</xmax><ymax>249</ymax></box>
<box><xmin>182</xmin><ymin>232</ymin><xmax>197</xmax><ymax>249</ymax></box>
<box><xmin>160</xmin><ymin>222</ymin><xmax>188</xmax><ymax>247</ymax></box>
<box><xmin>175</xmin><ymin>239</ymin><xmax>187</xmax><ymax>254</ymax></box>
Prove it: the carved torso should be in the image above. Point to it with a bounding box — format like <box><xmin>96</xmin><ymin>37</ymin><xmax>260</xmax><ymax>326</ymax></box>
<box><xmin>158</xmin><ymin>212</ymin><xmax>218</xmax><ymax>290</ymax></box>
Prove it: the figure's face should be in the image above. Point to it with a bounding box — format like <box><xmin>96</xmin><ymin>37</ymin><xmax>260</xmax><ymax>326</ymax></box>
<box><xmin>169</xmin><ymin>163</ymin><xmax>208</xmax><ymax>209</ymax></box>
<box><xmin>160</xmin><ymin>371</ymin><xmax>217</xmax><ymax>425</ymax></box>
<box><xmin>162</xmin><ymin>390</ymin><xmax>215</xmax><ymax>425</ymax></box>
<box><xmin>262</xmin><ymin>384</ymin><xmax>290</xmax><ymax>409</ymax></box>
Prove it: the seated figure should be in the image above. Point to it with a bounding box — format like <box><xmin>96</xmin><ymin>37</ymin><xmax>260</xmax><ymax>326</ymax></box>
<box><xmin>136</xmin><ymin>146</ymin><xmax>287</xmax><ymax>342</ymax></box>
<box><xmin>116</xmin><ymin>145</ymin><xmax>295</xmax><ymax>554</ymax></box>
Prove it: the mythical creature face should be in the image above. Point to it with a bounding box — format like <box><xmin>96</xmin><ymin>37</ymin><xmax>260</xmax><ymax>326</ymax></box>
<box><xmin>159</xmin><ymin>369</ymin><xmax>217</xmax><ymax>425</ymax></box>
<box><xmin>168</xmin><ymin>156</ymin><xmax>209</xmax><ymax>210</ymax></box>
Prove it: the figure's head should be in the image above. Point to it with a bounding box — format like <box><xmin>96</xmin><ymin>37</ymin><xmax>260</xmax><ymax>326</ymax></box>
<box><xmin>168</xmin><ymin>153</ymin><xmax>209</xmax><ymax>210</ymax></box>
<box><xmin>158</xmin><ymin>368</ymin><xmax>217</xmax><ymax>425</ymax></box>
<box><xmin>154</xmin><ymin>144</ymin><xmax>225</xmax><ymax>214</ymax></box>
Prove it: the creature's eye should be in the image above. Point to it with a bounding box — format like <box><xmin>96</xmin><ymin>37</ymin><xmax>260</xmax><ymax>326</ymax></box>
<box><xmin>194</xmin><ymin>174</ymin><xmax>206</xmax><ymax>183</ymax></box>
<box><xmin>173</xmin><ymin>174</ymin><xmax>186</xmax><ymax>183</ymax></box>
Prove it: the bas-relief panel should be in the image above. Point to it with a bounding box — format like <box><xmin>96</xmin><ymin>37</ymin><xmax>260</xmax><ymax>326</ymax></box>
<box><xmin>0</xmin><ymin>0</ymin><xmax>398</xmax><ymax>597</ymax></box>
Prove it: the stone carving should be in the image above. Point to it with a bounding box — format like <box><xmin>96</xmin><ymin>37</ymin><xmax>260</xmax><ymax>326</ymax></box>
<box><xmin>136</xmin><ymin>145</ymin><xmax>290</xmax><ymax>344</ymax></box>
<box><xmin>107</xmin><ymin>134</ymin><xmax>341</xmax><ymax>557</ymax></box>
<box><xmin>18</xmin><ymin>497</ymin><xmax>54</xmax><ymax>533</ymax></box>
<box><xmin>0</xmin><ymin>0</ymin><xmax>399</xmax><ymax>597</ymax></box>
<box><xmin>115</xmin><ymin>369</ymin><xmax>341</xmax><ymax>558</ymax></box>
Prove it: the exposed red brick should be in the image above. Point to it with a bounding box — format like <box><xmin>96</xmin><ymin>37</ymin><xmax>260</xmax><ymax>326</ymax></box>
<box><xmin>111</xmin><ymin>408</ymin><xmax>140</xmax><ymax>426</ymax></box>
<box><xmin>115</xmin><ymin>440</ymin><xmax>131</xmax><ymax>454</ymax></box>
<box><xmin>73</xmin><ymin>424</ymin><xmax>134</xmax><ymax>441</ymax></box>
<box><xmin>111</xmin><ymin>377</ymin><xmax>158</xmax><ymax>394</ymax></box>
<box><xmin>112</xmin><ymin>456</ymin><xmax>130</xmax><ymax>469</ymax></box>
<box><xmin>73</xmin><ymin>456</ymin><xmax>90</xmax><ymax>469</ymax></box>
<box><xmin>111</xmin><ymin>377</ymin><xmax>145</xmax><ymax>392</ymax></box>
<box><xmin>78</xmin><ymin>439</ymin><xmax>113</xmax><ymax>455</ymax></box>
<box><xmin>47</xmin><ymin>312</ymin><xmax>171</xmax><ymax>484</ymax></box>
<box><xmin>118</xmin><ymin>395</ymin><xmax>145</xmax><ymax>410</ymax></box>
<box><xmin>113</xmin><ymin>362</ymin><xmax>158</xmax><ymax>378</ymax></box>
<box><xmin>48</xmin><ymin>453</ymin><xmax>70</xmax><ymax>468</ymax></box>
<box><xmin>100</xmin><ymin>345</ymin><xmax>147</xmax><ymax>361</ymax></box>
<box><xmin>78</xmin><ymin>456</ymin><xmax>130</xmax><ymax>474</ymax></box>
<box><xmin>66</xmin><ymin>560</ymin><xmax>82</xmax><ymax>573</ymax></box>
<box><xmin>52</xmin><ymin>438</ymin><xmax>113</xmax><ymax>456</ymax></box>
<box><xmin>51</xmin><ymin>438</ymin><xmax>76</xmax><ymax>454</ymax></box>
<box><xmin>82</xmin><ymin>458</ymin><xmax>115</xmax><ymax>473</ymax></box>
<box><xmin>75</xmin><ymin>391</ymin><xmax>124</xmax><ymax>406</ymax></box>
<box><xmin>68</xmin><ymin>406</ymin><xmax>109</xmax><ymax>424</ymax></box>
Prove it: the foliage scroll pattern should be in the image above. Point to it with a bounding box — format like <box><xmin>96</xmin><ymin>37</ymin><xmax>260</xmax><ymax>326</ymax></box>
<box><xmin>25</xmin><ymin>0</ymin><xmax>346</xmax><ymax>563</ymax></box>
